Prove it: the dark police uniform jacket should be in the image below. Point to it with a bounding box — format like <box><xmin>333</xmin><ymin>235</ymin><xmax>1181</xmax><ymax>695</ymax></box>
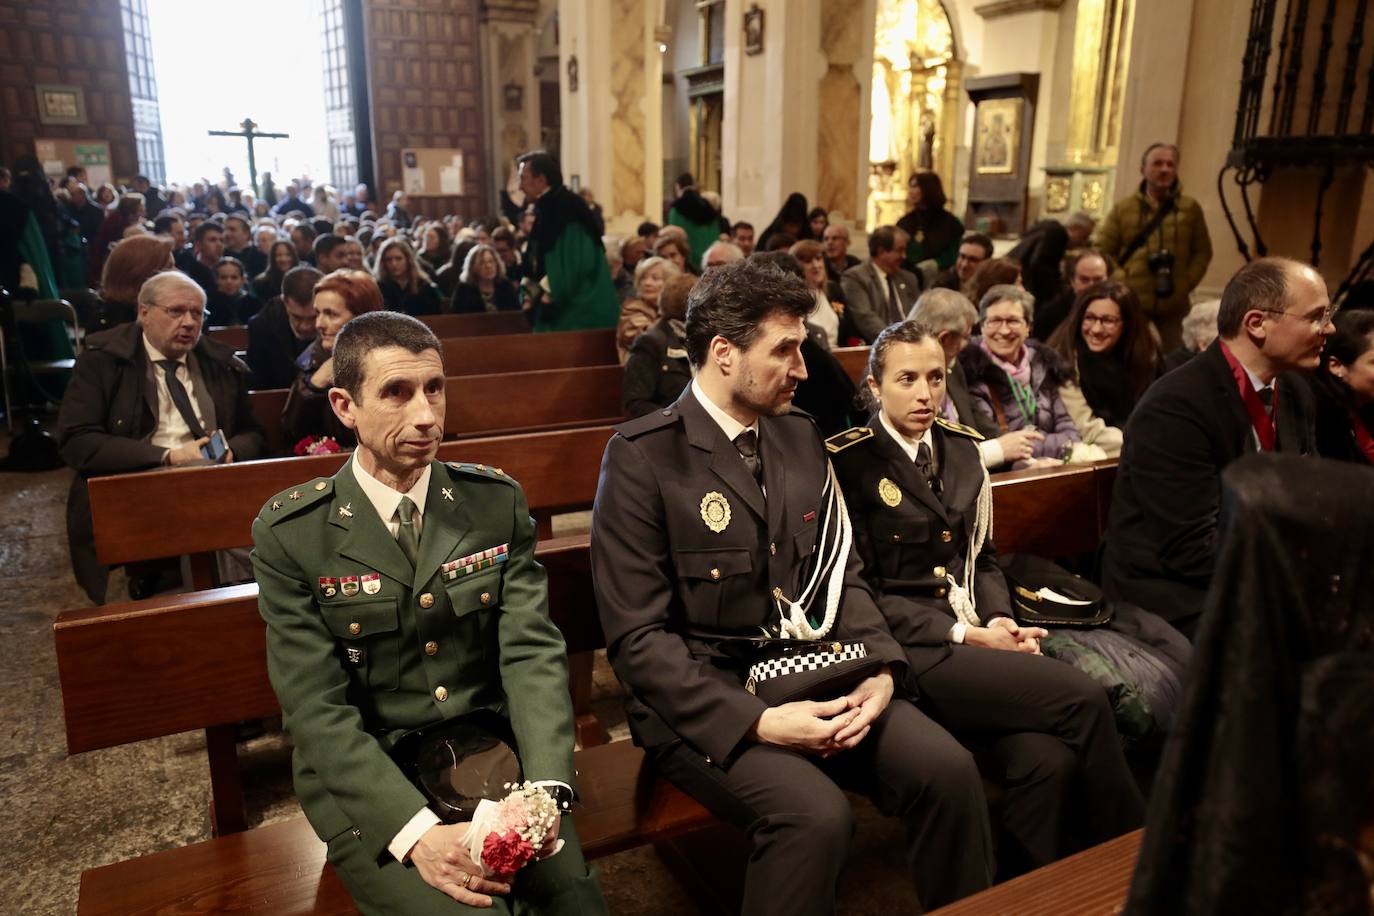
<box><xmin>828</xmin><ymin>418</ymin><xmax>1011</xmax><ymax>683</ymax></box>
<box><xmin>251</xmin><ymin>458</ymin><xmax>576</xmax><ymax>863</ymax></box>
<box><xmin>591</xmin><ymin>388</ymin><xmax>907</xmax><ymax>765</ymax></box>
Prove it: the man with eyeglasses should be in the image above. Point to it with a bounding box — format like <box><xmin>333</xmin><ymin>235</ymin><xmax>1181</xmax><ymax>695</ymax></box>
<box><xmin>58</xmin><ymin>271</ymin><xmax>264</xmax><ymax>603</ymax></box>
<box><xmin>1104</xmin><ymin>256</ymin><xmax>1329</xmax><ymax>639</ymax></box>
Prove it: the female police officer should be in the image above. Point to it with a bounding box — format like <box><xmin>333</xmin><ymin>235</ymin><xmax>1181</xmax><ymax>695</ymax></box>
<box><xmin>827</xmin><ymin>319</ymin><xmax>1144</xmax><ymax>872</ymax></box>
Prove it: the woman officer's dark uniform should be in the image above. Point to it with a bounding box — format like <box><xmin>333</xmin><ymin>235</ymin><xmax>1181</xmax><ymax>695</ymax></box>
<box><xmin>827</xmin><ymin>415</ymin><xmax>1144</xmax><ymax>871</ymax></box>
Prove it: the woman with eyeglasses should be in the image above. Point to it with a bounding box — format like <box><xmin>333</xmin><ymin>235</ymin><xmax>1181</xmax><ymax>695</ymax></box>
<box><xmin>1045</xmin><ymin>281</ymin><xmax>1162</xmax><ymax>458</ymax></box>
<box><xmin>958</xmin><ymin>284</ymin><xmax>1081</xmax><ymax>469</ymax></box>
<box><xmin>1311</xmin><ymin>308</ymin><xmax>1374</xmax><ymax>465</ymax></box>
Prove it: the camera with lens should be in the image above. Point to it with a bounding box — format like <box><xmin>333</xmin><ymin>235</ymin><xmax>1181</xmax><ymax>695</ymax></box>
<box><xmin>1148</xmin><ymin>249</ymin><xmax>1175</xmax><ymax>299</ymax></box>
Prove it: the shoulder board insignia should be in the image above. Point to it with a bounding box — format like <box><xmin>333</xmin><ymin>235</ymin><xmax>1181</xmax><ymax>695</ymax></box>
<box><xmin>616</xmin><ymin>407</ymin><xmax>681</xmax><ymax>439</ymax></box>
<box><xmin>825</xmin><ymin>427</ymin><xmax>874</xmax><ymax>454</ymax></box>
<box><xmin>448</xmin><ymin>462</ymin><xmax>516</xmax><ymax>484</ymax></box>
<box><xmin>261</xmin><ymin>479</ymin><xmax>330</xmax><ymax>521</ymax></box>
<box><xmin>935</xmin><ymin>417</ymin><xmax>985</xmax><ymax>441</ymax></box>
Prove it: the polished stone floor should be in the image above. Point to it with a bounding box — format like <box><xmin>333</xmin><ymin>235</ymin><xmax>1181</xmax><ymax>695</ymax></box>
<box><xmin>0</xmin><ymin>454</ymin><xmax>914</xmax><ymax>915</ymax></box>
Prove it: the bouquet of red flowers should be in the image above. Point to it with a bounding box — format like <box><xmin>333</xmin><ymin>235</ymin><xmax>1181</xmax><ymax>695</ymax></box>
<box><xmin>460</xmin><ymin>782</ymin><xmax>563</xmax><ymax>879</ymax></box>
<box><xmin>292</xmin><ymin>435</ymin><xmax>343</xmax><ymax>457</ymax></box>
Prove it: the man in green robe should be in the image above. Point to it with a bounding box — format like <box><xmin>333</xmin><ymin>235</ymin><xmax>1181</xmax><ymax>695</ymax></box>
<box><xmin>252</xmin><ymin>311</ymin><xmax>607</xmax><ymax>914</ymax></box>
<box><xmin>666</xmin><ymin>173</ymin><xmax>721</xmax><ymax>267</ymax></box>
<box><xmin>517</xmin><ymin>152</ymin><xmax>618</xmax><ymax>332</ymax></box>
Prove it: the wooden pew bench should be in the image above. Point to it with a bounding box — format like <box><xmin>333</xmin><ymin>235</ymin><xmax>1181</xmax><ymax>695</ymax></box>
<box><xmin>248</xmin><ymin>363</ymin><xmax>626</xmax><ymax>456</ymax></box>
<box><xmin>207</xmin><ymin>310</ymin><xmax>533</xmax><ymax>353</ymax></box>
<box><xmin>57</xmin><ymin>462</ymin><xmax>1120</xmax><ymax>914</ymax></box>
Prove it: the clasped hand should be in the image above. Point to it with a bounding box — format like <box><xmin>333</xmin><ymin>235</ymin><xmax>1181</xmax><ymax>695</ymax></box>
<box><xmin>752</xmin><ymin>667</ymin><xmax>893</xmax><ymax>758</ymax></box>
<box><xmin>965</xmin><ymin>616</ymin><xmax>1047</xmax><ymax>654</ymax></box>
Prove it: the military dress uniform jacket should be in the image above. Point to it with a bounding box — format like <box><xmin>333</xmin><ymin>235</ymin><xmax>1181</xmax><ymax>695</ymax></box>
<box><xmin>251</xmin><ymin>459</ymin><xmax>576</xmax><ymax>863</ymax></box>
<box><xmin>590</xmin><ymin>389</ymin><xmax>907</xmax><ymax>766</ymax></box>
<box><xmin>828</xmin><ymin>419</ymin><xmax>1011</xmax><ymax>682</ymax></box>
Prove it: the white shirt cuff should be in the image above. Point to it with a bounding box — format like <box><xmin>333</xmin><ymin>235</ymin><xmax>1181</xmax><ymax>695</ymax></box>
<box><xmin>977</xmin><ymin>438</ymin><xmax>1004</xmax><ymax>469</ymax></box>
<box><xmin>390</xmin><ymin>807</ymin><xmax>442</xmax><ymax>863</ymax></box>
<box><xmin>948</xmin><ymin>622</ymin><xmax>967</xmax><ymax>644</ymax></box>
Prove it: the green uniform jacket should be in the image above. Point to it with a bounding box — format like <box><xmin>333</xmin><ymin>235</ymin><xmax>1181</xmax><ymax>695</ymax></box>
<box><xmin>1093</xmin><ymin>182</ymin><xmax>1212</xmax><ymax>349</ymax></box>
<box><xmin>535</xmin><ymin>224</ymin><xmax>619</xmax><ymax>332</ymax></box>
<box><xmin>252</xmin><ymin>459</ymin><xmax>576</xmax><ymax>863</ymax></box>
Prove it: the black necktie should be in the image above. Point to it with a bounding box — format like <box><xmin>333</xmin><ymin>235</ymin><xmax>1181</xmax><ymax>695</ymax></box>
<box><xmin>395</xmin><ymin>496</ymin><xmax>420</xmax><ymax>568</ymax></box>
<box><xmin>157</xmin><ymin>359</ymin><xmax>207</xmax><ymax>439</ymax></box>
<box><xmin>734</xmin><ymin>430</ymin><xmax>763</xmax><ymax>487</ymax></box>
<box><xmin>916</xmin><ymin>441</ymin><xmax>941</xmax><ymax>497</ymax></box>
<box><xmin>1256</xmin><ymin>386</ymin><xmax>1274</xmax><ymax>416</ymax></box>
<box><xmin>886</xmin><ymin>276</ymin><xmax>902</xmax><ymax>323</ymax></box>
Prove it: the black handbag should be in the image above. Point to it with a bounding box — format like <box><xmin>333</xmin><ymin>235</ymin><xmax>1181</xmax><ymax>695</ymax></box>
<box><xmin>390</xmin><ymin>710</ymin><xmax>522</xmax><ymax>824</ymax></box>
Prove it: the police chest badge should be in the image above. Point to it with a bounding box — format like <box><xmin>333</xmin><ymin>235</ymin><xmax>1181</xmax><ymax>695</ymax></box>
<box><xmin>878</xmin><ymin>478</ymin><xmax>902</xmax><ymax>508</ymax></box>
<box><xmin>340</xmin><ymin>575</ymin><xmax>360</xmax><ymax>597</ymax></box>
<box><xmin>700</xmin><ymin>491</ymin><xmax>731</xmax><ymax>533</ymax></box>
<box><xmin>361</xmin><ymin>573</ymin><xmax>381</xmax><ymax>595</ymax></box>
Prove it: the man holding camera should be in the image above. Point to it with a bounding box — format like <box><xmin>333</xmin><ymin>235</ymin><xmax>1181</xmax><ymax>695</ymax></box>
<box><xmin>1093</xmin><ymin>143</ymin><xmax>1212</xmax><ymax>350</ymax></box>
<box><xmin>58</xmin><ymin>270</ymin><xmax>264</xmax><ymax>602</ymax></box>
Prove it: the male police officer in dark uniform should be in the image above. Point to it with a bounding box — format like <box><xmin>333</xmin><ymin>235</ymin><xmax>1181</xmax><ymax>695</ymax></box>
<box><xmin>252</xmin><ymin>311</ymin><xmax>605</xmax><ymax>915</ymax></box>
<box><xmin>590</xmin><ymin>260</ymin><xmax>994</xmax><ymax>915</ymax></box>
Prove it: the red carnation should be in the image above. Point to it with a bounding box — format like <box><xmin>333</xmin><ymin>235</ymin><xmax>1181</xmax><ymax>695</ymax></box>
<box><xmin>481</xmin><ymin>829</ymin><xmax>535</xmax><ymax>879</ymax></box>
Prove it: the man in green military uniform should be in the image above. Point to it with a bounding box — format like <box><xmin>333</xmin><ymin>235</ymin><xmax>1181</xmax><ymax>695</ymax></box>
<box><xmin>516</xmin><ymin>151</ymin><xmax>619</xmax><ymax>332</ymax></box>
<box><xmin>252</xmin><ymin>311</ymin><xmax>606</xmax><ymax>914</ymax></box>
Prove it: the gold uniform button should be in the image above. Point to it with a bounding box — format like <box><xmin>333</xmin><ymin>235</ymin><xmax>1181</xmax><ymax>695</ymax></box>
<box><xmin>933</xmin><ymin>566</ymin><xmax>946</xmax><ymax>578</ymax></box>
<box><xmin>891</xmin><ymin>534</ymin><xmax>902</xmax><ymax>543</ymax></box>
<box><xmin>771</xmin><ymin>586</ymin><xmax>783</xmax><ymax>600</ymax></box>
<box><xmin>434</xmin><ymin>686</ymin><xmax>448</xmax><ymax>702</ymax></box>
<box><xmin>418</xmin><ymin>593</ymin><xmax>435</xmax><ymax>609</ymax></box>
<box><xmin>480</xmin><ymin>591</ymin><xmax>492</xmax><ymax>605</ymax></box>
<box><xmin>769</xmin><ymin>542</ymin><xmax>777</xmax><ymax>556</ymax></box>
<box><xmin>710</xmin><ymin>568</ymin><xmax>721</xmax><ymax>581</ymax></box>
<box><xmin>424</xmin><ymin>640</ymin><xmax>439</xmax><ymax>656</ymax></box>
<box><xmin>348</xmin><ymin>622</ymin><xmax>361</xmax><ymax>635</ymax></box>
<box><xmin>314</xmin><ymin>481</ymin><xmax>327</xmax><ymax>491</ymax></box>
<box><xmin>941</xmin><ymin>530</ymin><xmax>953</xmax><ymax>543</ymax></box>
<box><xmin>935</xmin><ymin>587</ymin><xmax>947</xmax><ymax>598</ymax></box>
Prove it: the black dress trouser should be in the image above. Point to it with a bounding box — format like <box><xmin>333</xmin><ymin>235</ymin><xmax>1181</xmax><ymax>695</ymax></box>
<box><xmin>914</xmin><ymin>645</ymin><xmax>1146</xmax><ymax>868</ymax></box>
<box><xmin>652</xmin><ymin>699</ymin><xmax>994</xmax><ymax>916</ymax></box>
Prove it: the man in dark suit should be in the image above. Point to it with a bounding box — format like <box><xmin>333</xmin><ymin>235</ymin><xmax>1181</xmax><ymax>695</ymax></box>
<box><xmin>841</xmin><ymin>225</ymin><xmax>921</xmax><ymax>343</ymax></box>
<box><xmin>245</xmin><ymin>266</ymin><xmax>322</xmax><ymax>391</ymax></box>
<box><xmin>58</xmin><ymin>271</ymin><xmax>265</xmax><ymax>602</ymax></box>
<box><xmin>910</xmin><ymin>287</ymin><xmax>1045</xmax><ymax>467</ymax></box>
<box><xmin>591</xmin><ymin>259</ymin><xmax>993</xmax><ymax>915</ymax></box>
<box><xmin>1104</xmin><ymin>257</ymin><xmax>1331</xmax><ymax>637</ymax></box>
<box><xmin>223</xmin><ymin>213</ymin><xmax>266</xmax><ymax>279</ymax></box>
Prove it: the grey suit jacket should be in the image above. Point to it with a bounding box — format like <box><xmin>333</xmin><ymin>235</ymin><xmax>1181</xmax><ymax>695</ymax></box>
<box><xmin>840</xmin><ymin>261</ymin><xmax>921</xmax><ymax>343</ymax></box>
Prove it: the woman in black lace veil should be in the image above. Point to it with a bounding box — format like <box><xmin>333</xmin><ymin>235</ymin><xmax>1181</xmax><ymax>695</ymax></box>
<box><xmin>1126</xmin><ymin>453</ymin><xmax>1374</xmax><ymax>916</ymax></box>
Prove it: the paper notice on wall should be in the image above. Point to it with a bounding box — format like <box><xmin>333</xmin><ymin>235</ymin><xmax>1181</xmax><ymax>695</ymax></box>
<box><xmin>404</xmin><ymin>166</ymin><xmax>425</xmax><ymax>194</ymax></box>
<box><xmin>439</xmin><ymin>164</ymin><xmax>462</xmax><ymax>195</ymax></box>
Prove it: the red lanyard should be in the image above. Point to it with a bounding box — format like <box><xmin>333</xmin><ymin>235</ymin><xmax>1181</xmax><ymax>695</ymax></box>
<box><xmin>1219</xmin><ymin>341</ymin><xmax>1278</xmax><ymax>451</ymax></box>
<box><xmin>1352</xmin><ymin>409</ymin><xmax>1374</xmax><ymax>464</ymax></box>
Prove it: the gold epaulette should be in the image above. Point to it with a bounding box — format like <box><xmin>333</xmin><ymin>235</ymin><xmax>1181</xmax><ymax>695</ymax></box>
<box><xmin>935</xmin><ymin>417</ymin><xmax>985</xmax><ymax>441</ymax></box>
<box><xmin>825</xmin><ymin>427</ymin><xmax>874</xmax><ymax>454</ymax></box>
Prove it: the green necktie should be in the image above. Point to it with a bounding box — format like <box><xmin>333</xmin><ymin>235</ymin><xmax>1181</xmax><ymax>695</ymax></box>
<box><xmin>395</xmin><ymin>496</ymin><xmax>419</xmax><ymax>567</ymax></box>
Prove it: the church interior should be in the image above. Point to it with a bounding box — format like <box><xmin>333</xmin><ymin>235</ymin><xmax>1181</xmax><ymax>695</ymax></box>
<box><xmin>1</xmin><ymin>0</ymin><xmax>1372</xmax><ymax>913</ymax></box>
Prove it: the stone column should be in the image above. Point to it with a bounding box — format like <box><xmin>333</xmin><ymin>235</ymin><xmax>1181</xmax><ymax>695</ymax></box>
<box><xmin>815</xmin><ymin>0</ymin><xmax>872</xmax><ymax>226</ymax></box>
<box><xmin>557</xmin><ymin>0</ymin><xmax>664</xmax><ymax>234</ymax></box>
<box><xmin>480</xmin><ymin>0</ymin><xmax>542</xmax><ymax>200</ymax></box>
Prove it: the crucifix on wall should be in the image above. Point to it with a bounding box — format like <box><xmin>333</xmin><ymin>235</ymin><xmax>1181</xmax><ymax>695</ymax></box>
<box><xmin>207</xmin><ymin>118</ymin><xmax>290</xmax><ymax>196</ymax></box>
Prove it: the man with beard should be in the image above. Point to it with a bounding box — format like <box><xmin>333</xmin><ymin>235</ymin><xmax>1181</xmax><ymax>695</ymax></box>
<box><xmin>516</xmin><ymin>151</ymin><xmax>618</xmax><ymax>331</ymax></box>
<box><xmin>591</xmin><ymin>258</ymin><xmax>994</xmax><ymax>915</ymax></box>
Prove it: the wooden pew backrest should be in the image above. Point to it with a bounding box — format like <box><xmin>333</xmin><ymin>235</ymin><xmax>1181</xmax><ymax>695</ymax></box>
<box><xmin>208</xmin><ymin>310</ymin><xmax>532</xmax><ymax>353</ymax></box>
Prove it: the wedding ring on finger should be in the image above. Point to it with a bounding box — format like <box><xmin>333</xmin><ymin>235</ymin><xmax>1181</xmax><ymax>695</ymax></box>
<box><xmin>459</xmin><ymin>872</ymin><xmax>473</xmax><ymax>889</ymax></box>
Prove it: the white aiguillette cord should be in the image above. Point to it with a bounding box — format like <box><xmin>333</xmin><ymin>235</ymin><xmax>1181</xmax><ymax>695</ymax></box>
<box><xmin>774</xmin><ymin>461</ymin><xmax>852</xmax><ymax>640</ymax></box>
<box><xmin>945</xmin><ymin>461</ymin><xmax>992</xmax><ymax>627</ymax></box>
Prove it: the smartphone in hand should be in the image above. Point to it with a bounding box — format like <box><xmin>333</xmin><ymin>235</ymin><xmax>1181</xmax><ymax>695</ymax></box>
<box><xmin>201</xmin><ymin>429</ymin><xmax>228</xmax><ymax>463</ymax></box>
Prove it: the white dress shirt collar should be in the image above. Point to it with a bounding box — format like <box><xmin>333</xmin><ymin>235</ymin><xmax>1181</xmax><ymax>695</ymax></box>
<box><xmin>878</xmin><ymin>410</ymin><xmax>934</xmax><ymax>464</ymax></box>
<box><xmin>691</xmin><ymin>378</ymin><xmax>757</xmax><ymax>442</ymax></box>
<box><xmin>352</xmin><ymin>451</ymin><xmax>431</xmax><ymax>529</ymax></box>
<box><xmin>143</xmin><ymin>334</ymin><xmax>185</xmax><ymax>366</ymax></box>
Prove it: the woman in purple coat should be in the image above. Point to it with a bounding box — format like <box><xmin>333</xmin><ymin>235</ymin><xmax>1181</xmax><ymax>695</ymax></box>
<box><xmin>958</xmin><ymin>284</ymin><xmax>1080</xmax><ymax>469</ymax></box>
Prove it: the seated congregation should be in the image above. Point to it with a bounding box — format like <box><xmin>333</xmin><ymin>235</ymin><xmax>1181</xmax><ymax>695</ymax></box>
<box><xmin>20</xmin><ymin>141</ymin><xmax>1374</xmax><ymax>915</ymax></box>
